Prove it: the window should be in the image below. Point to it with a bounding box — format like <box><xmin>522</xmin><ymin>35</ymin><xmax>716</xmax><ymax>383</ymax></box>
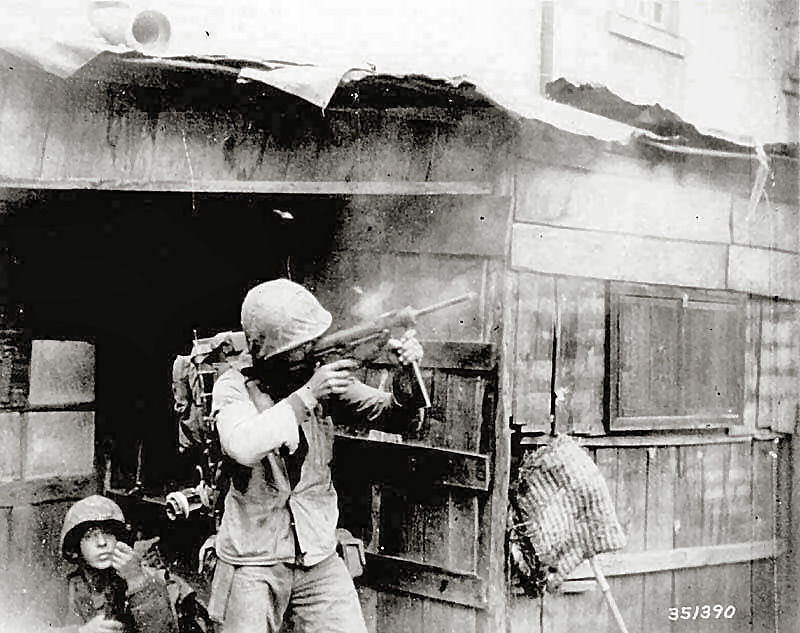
<box><xmin>617</xmin><ymin>0</ymin><xmax>679</xmax><ymax>33</ymax></box>
<box><xmin>609</xmin><ymin>0</ymin><xmax>685</xmax><ymax>57</ymax></box>
<box><xmin>609</xmin><ymin>283</ymin><xmax>745</xmax><ymax>430</ymax></box>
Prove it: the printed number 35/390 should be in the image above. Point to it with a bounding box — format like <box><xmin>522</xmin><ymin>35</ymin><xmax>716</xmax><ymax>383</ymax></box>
<box><xmin>668</xmin><ymin>605</ymin><xmax>736</xmax><ymax>621</ymax></box>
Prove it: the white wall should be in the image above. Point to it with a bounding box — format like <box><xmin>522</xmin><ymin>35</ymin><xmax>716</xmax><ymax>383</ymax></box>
<box><xmin>549</xmin><ymin>0</ymin><xmax>798</xmax><ymax>143</ymax></box>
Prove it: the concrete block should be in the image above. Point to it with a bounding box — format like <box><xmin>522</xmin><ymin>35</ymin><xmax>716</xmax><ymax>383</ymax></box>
<box><xmin>28</xmin><ymin>340</ymin><xmax>95</xmax><ymax>407</ymax></box>
<box><xmin>731</xmin><ymin>197</ymin><xmax>799</xmax><ymax>253</ymax></box>
<box><xmin>515</xmin><ymin>167</ymin><xmax>732</xmax><ymax>244</ymax></box>
<box><xmin>728</xmin><ymin>245</ymin><xmax>800</xmax><ymax>301</ymax></box>
<box><xmin>0</xmin><ymin>412</ymin><xmax>22</xmax><ymax>482</ymax></box>
<box><xmin>511</xmin><ymin>223</ymin><xmax>728</xmax><ymax>289</ymax></box>
<box><xmin>24</xmin><ymin>411</ymin><xmax>94</xmax><ymax>479</ymax></box>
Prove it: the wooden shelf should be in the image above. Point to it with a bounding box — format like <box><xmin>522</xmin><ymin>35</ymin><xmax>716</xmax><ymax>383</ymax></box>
<box><xmin>364</xmin><ymin>553</ymin><xmax>487</xmax><ymax>609</ymax></box>
<box><xmin>371</xmin><ymin>341</ymin><xmax>496</xmax><ymax>372</ymax></box>
<box><xmin>0</xmin><ymin>474</ymin><xmax>95</xmax><ymax>506</ymax></box>
<box><xmin>567</xmin><ymin>539</ymin><xmax>787</xmax><ymax>579</ymax></box>
<box><xmin>334</xmin><ymin>434</ymin><xmax>489</xmax><ymax>492</ymax></box>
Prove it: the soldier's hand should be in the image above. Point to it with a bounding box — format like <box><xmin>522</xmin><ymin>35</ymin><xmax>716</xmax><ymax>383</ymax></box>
<box><xmin>387</xmin><ymin>329</ymin><xmax>423</xmax><ymax>366</ymax></box>
<box><xmin>303</xmin><ymin>359</ymin><xmax>358</xmax><ymax>399</ymax></box>
<box><xmin>79</xmin><ymin>615</ymin><xmax>124</xmax><ymax>633</ymax></box>
<box><xmin>111</xmin><ymin>541</ymin><xmax>145</xmax><ymax>585</ymax></box>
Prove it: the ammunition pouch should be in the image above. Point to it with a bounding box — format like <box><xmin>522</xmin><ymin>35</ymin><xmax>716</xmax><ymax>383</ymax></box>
<box><xmin>335</xmin><ymin>528</ymin><xmax>366</xmax><ymax>579</ymax></box>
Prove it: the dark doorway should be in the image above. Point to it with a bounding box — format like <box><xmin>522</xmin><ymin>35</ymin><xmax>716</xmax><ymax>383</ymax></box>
<box><xmin>4</xmin><ymin>189</ymin><xmax>345</xmax><ymax>490</ymax></box>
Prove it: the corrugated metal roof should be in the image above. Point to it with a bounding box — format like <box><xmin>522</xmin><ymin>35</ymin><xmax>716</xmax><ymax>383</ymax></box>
<box><xmin>1</xmin><ymin>1</ymin><xmax>793</xmax><ymax>157</ymax></box>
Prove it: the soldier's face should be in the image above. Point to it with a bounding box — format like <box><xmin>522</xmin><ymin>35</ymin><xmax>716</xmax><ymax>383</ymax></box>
<box><xmin>80</xmin><ymin>526</ymin><xmax>117</xmax><ymax>569</ymax></box>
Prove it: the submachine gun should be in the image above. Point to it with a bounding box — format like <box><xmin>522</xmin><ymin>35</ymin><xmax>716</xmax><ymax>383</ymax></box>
<box><xmin>165</xmin><ymin>291</ymin><xmax>477</xmax><ymax>525</ymax></box>
<box><xmin>293</xmin><ymin>291</ymin><xmax>477</xmax><ymax>407</ymax></box>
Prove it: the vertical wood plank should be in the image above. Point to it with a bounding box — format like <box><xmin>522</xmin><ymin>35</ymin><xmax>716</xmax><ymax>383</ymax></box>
<box><xmin>610</xmin><ymin>449</ymin><xmax>647</xmax><ymax>633</ymax></box>
<box><xmin>750</xmin><ymin>441</ymin><xmax>775</xmax><ymax>630</ymax></box>
<box><xmin>422</xmin><ymin>599</ymin><xmax>477</xmax><ymax>633</ymax></box>
<box><xmin>513</xmin><ymin>273</ymin><xmax>555</xmax><ymax>432</ymax></box>
<box><xmin>757</xmin><ymin>300</ymin><xmax>776</xmax><ymax>430</ymax></box>
<box><xmin>702</xmin><ymin>444</ymin><xmax>729</xmax><ymax>546</ymax></box>
<box><xmin>357</xmin><ymin>586</ymin><xmax>379</xmax><ymax>633</ymax></box>
<box><xmin>775</xmin><ymin>438</ymin><xmax>791</xmax><ymax>631</ymax></box>
<box><xmin>443</xmin><ymin>374</ymin><xmax>483</xmax><ymax>452</ymax></box>
<box><xmin>376</xmin><ymin>591</ymin><xmax>423</xmax><ymax>633</ymax></box>
<box><xmin>643</xmin><ymin>446</ymin><xmax>676</xmax><ymax>633</ymax></box>
<box><xmin>735</xmin><ymin>299</ymin><xmax>761</xmax><ymax>435</ymax></box>
<box><xmin>672</xmin><ymin>446</ymin><xmax>704</xmax><ymax>633</ymax></box>
<box><xmin>482</xmin><ymin>261</ymin><xmax>508</xmax><ymax>633</ymax></box>
<box><xmin>752</xmin><ymin>440</ymin><xmax>775</xmax><ymax>542</ymax></box>
<box><xmin>590</xmin><ymin>448</ymin><xmax>618</xmax><ymax>633</ymax></box>
<box><xmin>421</xmin><ymin>369</ymin><xmax>448</xmax><ymax>447</ymax></box>
<box><xmin>0</xmin><ymin>506</ymin><xmax>11</xmax><ymax>571</ymax></box>
<box><xmin>447</xmin><ymin>491</ymin><xmax>478</xmax><ymax>573</ymax></box>
<box><xmin>482</xmin><ymin>259</ymin><xmax>504</xmax><ymax>347</ymax></box>
<box><xmin>617</xmin><ymin>298</ymin><xmax>650</xmax><ymax>417</ymax></box>
<box><xmin>752</xmin><ymin>559</ymin><xmax>775</xmax><ymax>633</ymax></box>
<box><xmin>421</xmin><ymin>489</ymin><xmax>449</xmax><ymax>568</ymax></box>
<box><xmin>727</xmin><ymin>442</ymin><xmax>753</xmax><ymax>543</ymax></box>
<box><xmin>366</xmin><ymin>484</ymin><xmax>382</xmax><ymax>554</ymax></box>
<box><xmin>648</xmin><ymin>299</ymin><xmax>682</xmax><ymax>417</ymax></box>
<box><xmin>509</xmin><ymin>594</ymin><xmax>543</xmax><ymax>633</ymax></box>
<box><xmin>757</xmin><ymin>301</ymin><xmax>798</xmax><ymax>434</ymax></box>
<box><xmin>553</xmin><ymin>278</ymin><xmax>605</xmax><ymax>435</ymax></box>
<box><xmin>703</xmin><ymin>444</ymin><xmax>748</xmax><ymax>633</ymax></box>
<box><xmin>717</xmin><ymin>562</ymin><xmax>753</xmax><ymax>633</ymax></box>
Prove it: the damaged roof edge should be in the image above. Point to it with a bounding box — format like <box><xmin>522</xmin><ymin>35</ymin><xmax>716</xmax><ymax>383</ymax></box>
<box><xmin>2</xmin><ymin>43</ymin><xmax>795</xmax><ymax>161</ymax></box>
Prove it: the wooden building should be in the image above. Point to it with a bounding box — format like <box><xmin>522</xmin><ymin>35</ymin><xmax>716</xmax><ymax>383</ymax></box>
<box><xmin>0</xmin><ymin>51</ymin><xmax>797</xmax><ymax>633</ymax></box>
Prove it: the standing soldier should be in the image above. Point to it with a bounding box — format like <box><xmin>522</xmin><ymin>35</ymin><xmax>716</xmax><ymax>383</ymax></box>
<box><xmin>208</xmin><ymin>279</ymin><xmax>425</xmax><ymax>633</ymax></box>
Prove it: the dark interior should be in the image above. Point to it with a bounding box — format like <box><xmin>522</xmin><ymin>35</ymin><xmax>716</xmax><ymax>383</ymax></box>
<box><xmin>3</xmin><ymin>189</ymin><xmax>347</xmax><ymax>490</ymax></box>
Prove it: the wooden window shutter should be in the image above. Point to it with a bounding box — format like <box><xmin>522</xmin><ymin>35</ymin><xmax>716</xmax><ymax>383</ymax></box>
<box><xmin>610</xmin><ymin>284</ymin><xmax>745</xmax><ymax>430</ymax></box>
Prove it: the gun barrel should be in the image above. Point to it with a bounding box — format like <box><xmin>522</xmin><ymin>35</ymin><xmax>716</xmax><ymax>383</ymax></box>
<box><xmin>410</xmin><ymin>291</ymin><xmax>478</xmax><ymax>319</ymax></box>
<box><xmin>314</xmin><ymin>291</ymin><xmax>477</xmax><ymax>352</ymax></box>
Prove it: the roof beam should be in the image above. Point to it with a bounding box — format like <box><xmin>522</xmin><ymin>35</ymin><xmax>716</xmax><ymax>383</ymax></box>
<box><xmin>0</xmin><ymin>178</ymin><xmax>493</xmax><ymax>196</ymax></box>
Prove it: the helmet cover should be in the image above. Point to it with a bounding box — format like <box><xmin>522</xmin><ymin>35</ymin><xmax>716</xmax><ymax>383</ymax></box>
<box><xmin>60</xmin><ymin>495</ymin><xmax>127</xmax><ymax>561</ymax></box>
<box><xmin>241</xmin><ymin>279</ymin><xmax>332</xmax><ymax>361</ymax></box>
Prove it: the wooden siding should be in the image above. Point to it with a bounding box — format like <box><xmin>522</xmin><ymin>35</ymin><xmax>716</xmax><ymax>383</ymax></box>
<box><xmin>0</xmin><ymin>67</ymin><xmax>512</xmax><ymax>191</ymax></box>
<box><xmin>314</xmin><ymin>195</ymin><xmax>509</xmax><ymax>633</ymax></box>
<box><xmin>509</xmin><ymin>438</ymin><xmax>789</xmax><ymax>633</ymax></box>
<box><xmin>740</xmin><ymin>297</ymin><xmax>800</xmax><ymax>435</ymax></box>
<box><xmin>511</xmin><ymin>272</ymin><xmax>555</xmax><ymax>433</ymax></box>
<box><xmin>514</xmin><ymin>166</ymin><xmax>732</xmax><ymax>244</ymax></box>
<box><xmin>511</xmin><ymin>147</ymin><xmax>800</xmax><ymax>301</ymax></box>
<box><xmin>552</xmin><ymin>278</ymin><xmax>605</xmax><ymax>435</ymax></box>
<box><xmin>511</xmin><ymin>223</ymin><xmax>729</xmax><ymax>290</ymax></box>
<box><xmin>0</xmin><ymin>335</ymin><xmax>97</xmax><ymax>627</ymax></box>
<box><xmin>608</xmin><ymin>284</ymin><xmax>746</xmax><ymax>430</ymax></box>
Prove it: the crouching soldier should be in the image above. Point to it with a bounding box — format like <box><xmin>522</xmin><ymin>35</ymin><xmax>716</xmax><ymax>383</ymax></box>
<box><xmin>57</xmin><ymin>495</ymin><xmax>179</xmax><ymax>633</ymax></box>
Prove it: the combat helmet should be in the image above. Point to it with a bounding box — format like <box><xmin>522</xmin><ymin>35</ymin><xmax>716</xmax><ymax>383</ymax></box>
<box><xmin>60</xmin><ymin>495</ymin><xmax>128</xmax><ymax>561</ymax></box>
<box><xmin>241</xmin><ymin>279</ymin><xmax>332</xmax><ymax>361</ymax></box>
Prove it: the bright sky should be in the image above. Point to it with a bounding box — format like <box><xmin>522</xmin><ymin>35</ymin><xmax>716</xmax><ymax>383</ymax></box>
<box><xmin>2</xmin><ymin>0</ymin><xmax>540</xmax><ymax>100</ymax></box>
<box><xmin>2</xmin><ymin>1</ymin><xmax>796</xmax><ymax>141</ymax></box>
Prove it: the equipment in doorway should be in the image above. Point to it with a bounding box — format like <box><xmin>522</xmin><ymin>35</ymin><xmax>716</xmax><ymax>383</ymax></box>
<box><xmin>509</xmin><ymin>434</ymin><xmax>629</xmax><ymax>633</ymax></box>
<box><xmin>166</xmin><ymin>290</ymin><xmax>478</xmax><ymax>575</ymax></box>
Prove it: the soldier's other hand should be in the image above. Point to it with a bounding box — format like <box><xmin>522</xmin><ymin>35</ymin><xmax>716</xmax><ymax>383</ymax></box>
<box><xmin>303</xmin><ymin>359</ymin><xmax>358</xmax><ymax>399</ymax></box>
<box><xmin>111</xmin><ymin>541</ymin><xmax>145</xmax><ymax>584</ymax></box>
<box><xmin>387</xmin><ymin>329</ymin><xmax>423</xmax><ymax>366</ymax></box>
<box><xmin>79</xmin><ymin>615</ymin><xmax>125</xmax><ymax>633</ymax></box>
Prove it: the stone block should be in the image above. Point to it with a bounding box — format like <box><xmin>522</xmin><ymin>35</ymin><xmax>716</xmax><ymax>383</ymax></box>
<box><xmin>28</xmin><ymin>340</ymin><xmax>95</xmax><ymax>407</ymax></box>
<box><xmin>0</xmin><ymin>412</ymin><xmax>22</xmax><ymax>482</ymax></box>
<box><xmin>24</xmin><ymin>411</ymin><xmax>94</xmax><ymax>479</ymax></box>
<box><xmin>511</xmin><ymin>223</ymin><xmax>728</xmax><ymax>289</ymax></box>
